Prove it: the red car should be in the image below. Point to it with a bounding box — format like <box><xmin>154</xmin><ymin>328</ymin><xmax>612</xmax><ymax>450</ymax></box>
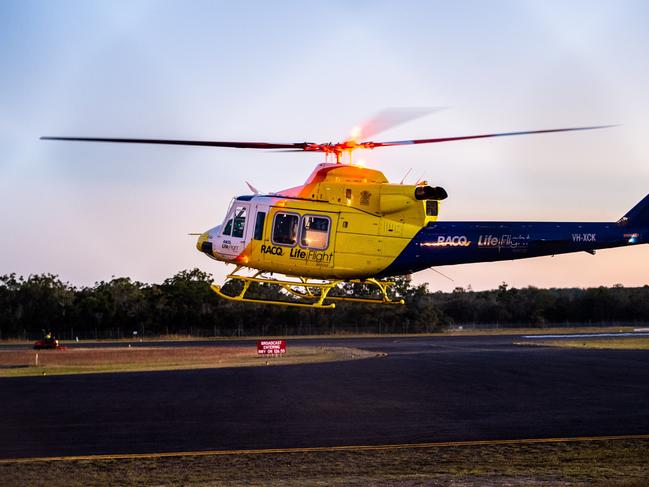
<box><xmin>34</xmin><ymin>337</ymin><xmax>62</xmax><ymax>350</ymax></box>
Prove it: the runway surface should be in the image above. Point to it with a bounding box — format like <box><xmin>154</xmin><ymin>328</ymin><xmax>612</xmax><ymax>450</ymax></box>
<box><xmin>1</xmin><ymin>334</ymin><xmax>649</xmax><ymax>459</ymax></box>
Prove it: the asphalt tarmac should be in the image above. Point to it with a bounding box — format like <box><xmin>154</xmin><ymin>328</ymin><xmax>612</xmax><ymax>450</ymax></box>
<box><xmin>1</xmin><ymin>334</ymin><xmax>648</xmax><ymax>459</ymax></box>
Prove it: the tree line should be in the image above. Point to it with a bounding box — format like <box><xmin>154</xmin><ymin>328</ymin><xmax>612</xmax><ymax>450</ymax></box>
<box><xmin>1</xmin><ymin>269</ymin><xmax>648</xmax><ymax>339</ymax></box>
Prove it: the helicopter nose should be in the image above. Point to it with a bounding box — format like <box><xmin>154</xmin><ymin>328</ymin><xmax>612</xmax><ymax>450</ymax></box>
<box><xmin>196</xmin><ymin>232</ymin><xmax>212</xmax><ymax>254</ymax></box>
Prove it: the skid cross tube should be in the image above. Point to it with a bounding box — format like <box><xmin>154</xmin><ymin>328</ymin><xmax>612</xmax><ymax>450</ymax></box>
<box><xmin>211</xmin><ymin>269</ymin><xmax>404</xmax><ymax>308</ymax></box>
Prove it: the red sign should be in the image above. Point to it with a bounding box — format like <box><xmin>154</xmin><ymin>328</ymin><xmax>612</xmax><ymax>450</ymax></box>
<box><xmin>257</xmin><ymin>340</ymin><xmax>286</xmax><ymax>355</ymax></box>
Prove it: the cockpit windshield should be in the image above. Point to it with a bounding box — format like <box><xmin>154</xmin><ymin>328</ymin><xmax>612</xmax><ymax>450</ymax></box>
<box><xmin>222</xmin><ymin>201</ymin><xmax>248</xmax><ymax>238</ymax></box>
<box><xmin>223</xmin><ymin>218</ymin><xmax>233</xmax><ymax>235</ymax></box>
<box><xmin>232</xmin><ymin>206</ymin><xmax>247</xmax><ymax>238</ymax></box>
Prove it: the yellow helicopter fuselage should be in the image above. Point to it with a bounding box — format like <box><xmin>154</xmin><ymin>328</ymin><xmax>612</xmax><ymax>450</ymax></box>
<box><xmin>197</xmin><ymin>163</ymin><xmax>443</xmax><ymax>279</ymax></box>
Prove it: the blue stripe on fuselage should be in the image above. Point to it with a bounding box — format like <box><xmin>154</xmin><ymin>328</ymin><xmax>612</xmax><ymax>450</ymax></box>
<box><xmin>377</xmin><ymin>221</ymin><xmax>645</xmax><ymax>277</ymax></box>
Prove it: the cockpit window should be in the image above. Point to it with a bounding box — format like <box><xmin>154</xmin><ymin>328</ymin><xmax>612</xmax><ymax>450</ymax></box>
<box><xmin>272</xmin><ymin>212</ymin><xmax>299</xmax><ymax>246</ymax></box>
<box><xmin>300</xmin><ymin>215</ymin><xmax>330</xmax><ymax>249</ymax></box>
<box><xmin>254</xmin><ymin>211</ymin><xmax>266</xmax><ymax>240</ymax></box>
<box><xmin>222</xmin><ymin>219</ymin><xmax>233</xmax><ymax>236</ymax></box>
<box><xmin>221</xmin><ymin>203</ymin><xmax>248</xmax><ymax>238</ymax></box>
<box><xmin>232</xmin><ymin>206</ymin><xmax>247</xmax><ymax>238</ymax></box>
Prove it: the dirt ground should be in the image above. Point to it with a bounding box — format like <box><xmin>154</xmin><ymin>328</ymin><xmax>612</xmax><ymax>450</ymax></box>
<box><xmin>0</xmin><ymin>345</ymin><xmax>377</xmax><ymax>377</ymax></box>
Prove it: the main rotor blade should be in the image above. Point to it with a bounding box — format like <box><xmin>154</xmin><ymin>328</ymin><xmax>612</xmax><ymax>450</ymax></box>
<box><xmin>40</xmin><ymin>136</ymin><xmax>307</xmax><ymax>150</ymax></box>
<box><xmin>370</xmin><ymin>125</ymin><xmax>616</xmax><ymax>147</ymax></box>
<box><xmin>41</xmin><ymin>124</ymin><xmax>616</xmax><ymax>157</ymax></box>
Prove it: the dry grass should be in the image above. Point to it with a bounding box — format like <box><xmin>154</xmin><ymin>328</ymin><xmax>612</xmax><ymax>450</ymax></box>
<box><xmin>1</xmin><ymin>327</ymin><xmax>640</xmax><ymax>346</ymax></box>
<box><xmin>0</xmin><ymin>345</ymin><xmax>376</xmax><ymax>378</ymax></box>
<box><xmin>1</xmin><ymin>439</ymin><xmax>648</xmax><ymax>486</ymax></box>
<box><xmin>445</xmin><ymin>326</ymin><xmax>635</xmax><ymax>336</ymax></box>
<box><xmin>517</xmin><ymin>337</ymin><xmax>649</xmax><ymax>350</ymax></box>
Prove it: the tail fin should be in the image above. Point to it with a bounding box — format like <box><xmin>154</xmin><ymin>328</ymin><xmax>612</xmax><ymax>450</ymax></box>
<box><xmin>620</xmin><ymin>194</ymin><xmax>649</xmax><ymax>228</ymax></box>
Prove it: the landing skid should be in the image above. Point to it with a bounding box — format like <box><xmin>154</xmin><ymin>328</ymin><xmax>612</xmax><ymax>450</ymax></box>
<box><xmin>211</xmin><ymin>267</ymin><xmax>405</xmax><ymax>308</ymax></box>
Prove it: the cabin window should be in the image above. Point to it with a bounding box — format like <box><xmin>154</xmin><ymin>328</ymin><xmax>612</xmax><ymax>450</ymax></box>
<box><xmin>300</xmin><ymin>215</ymin><xmax>330</xmax><ymax>249</ymax></box>
<box><xmin>254</xmin><ymin>211</ymin><xmax>266</xmax><ymax>240</ymax></box>
<box><xmin>222</xmin><ymin>219</ymin><xmax>233</xmax><ymax>236</ymax></box>
<box><xmin>232</xmin><ymin>205</ymin><xmax>247</xmax><ymax>238</ymax></box>
<box><xmin>272</xmin><ymin>212</ymin><xmax>299</xmax><ymax>246</ymax></box>
<box><xmin>426</xmin><ymin>200</ymin><xmax>439</xmax><ymax>217</ymax></box>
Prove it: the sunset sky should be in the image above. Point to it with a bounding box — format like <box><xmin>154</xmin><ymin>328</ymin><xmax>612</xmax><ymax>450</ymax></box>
<box><xmin>1</xmin><ymin>0</ymin><xmax>649</xmax><ymax>291</ymax></box>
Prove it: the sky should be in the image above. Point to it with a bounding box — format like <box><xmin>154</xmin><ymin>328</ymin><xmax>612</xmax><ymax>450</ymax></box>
<box><xmin>1</xmin><ymin>0</ymin><xmax>649</xmax><ymax>291</ymax></box>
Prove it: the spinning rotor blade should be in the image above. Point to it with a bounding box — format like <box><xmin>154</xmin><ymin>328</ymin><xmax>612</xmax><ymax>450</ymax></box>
<box><xmin>40</xmin><ymin>136</ymin><xmax>307</xmax><ymax>150</ymax></box>
<box><xmin>350</xmin><ymin>107</ymin><xmax>446</xmax><ymax>141</ymax></box>
<box><xmin>369</xmin><ymin>125</ymin><xmax>616</xmax><ymax>148</ymax></box>
<box><xmin>41</xmin><ymin>124</ymin><xmax>616</xmax><ymax>160</ymax></box>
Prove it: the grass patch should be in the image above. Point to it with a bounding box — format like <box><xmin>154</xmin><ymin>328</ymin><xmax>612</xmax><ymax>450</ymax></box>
<box><xmin>0</xmin><ymin>326</ymin><xmax>640</xmax><ymax>347</ymax></box>
<box><xmin>446</xmin><ymin>326</ymin><xmax>636</xmax><ymax>336</ymax></box>
<box><xmin>0</xmin><ymin>346</ymin><xmax>376</xmax><ymax>378</ymax></box>
<box><xmin>1</xmin><ymin>439</ymin><xmax>648</xmax><ymax>486</ymax></box>
<box><xmin>518</xmin><ymin>337</ymin><xmax>649</xmax><ymax>350</ymax></box>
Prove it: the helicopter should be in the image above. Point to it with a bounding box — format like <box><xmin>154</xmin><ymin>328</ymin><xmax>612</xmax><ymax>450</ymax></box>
<box><xmin>42</xmin><ymin>110</ymin><xmax>648</xmax><ymax>308</ymax></box>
